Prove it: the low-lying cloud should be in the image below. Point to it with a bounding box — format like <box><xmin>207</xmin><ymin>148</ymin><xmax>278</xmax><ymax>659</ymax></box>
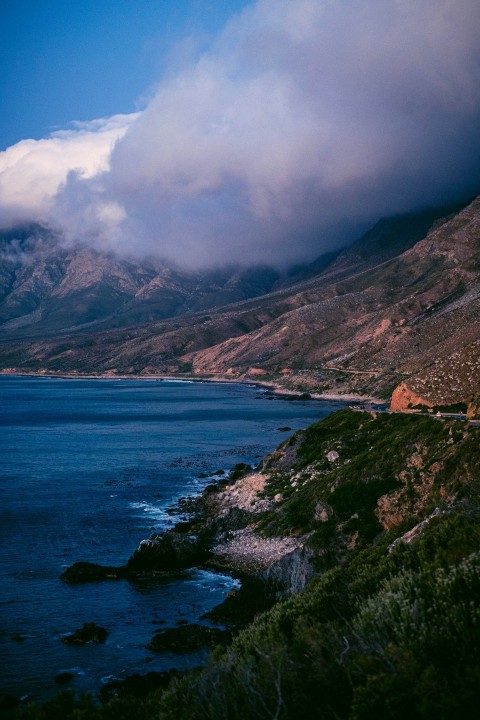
<box><xmin>1</xmin><ymin>0</ymin><xmax>480</xmax><ymax>267</ymax></box>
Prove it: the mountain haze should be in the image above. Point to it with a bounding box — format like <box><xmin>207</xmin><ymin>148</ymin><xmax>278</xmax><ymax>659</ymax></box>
<box><xmin>0</xmin><ymin>230</ymin><xmax>281</xmax><ymax>335</ymax></box>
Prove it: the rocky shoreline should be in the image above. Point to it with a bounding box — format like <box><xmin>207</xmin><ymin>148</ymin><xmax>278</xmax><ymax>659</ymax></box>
<box><xmin>4</xmin><ymin>459</ymin><xmax>289</xmax><ymax>713</ymax></box>
<box><xmin>61</xmin><ymin>459</ymin><xmax>314</xmax><ymax>633</ymax></box>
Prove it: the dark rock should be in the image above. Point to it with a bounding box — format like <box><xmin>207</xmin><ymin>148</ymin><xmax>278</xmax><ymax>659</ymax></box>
<box><xmin>99</xmin><ymin>670</ymin><xmax>180</xmax><ymax>703</ymax></box>
<box><xmin>147</xmin><ymin>624</ymin><xmax>230</xmax><ymax>653</ymax></box>
<box><xmin>201</xmin><ymin>507</ymin><xmax>254</xmax><ymax>540</ymax></box>
<box><xmin>204</xmin><ymin>482</ymin><xmax>220</xmax><ymax>494</ymax></box>
<box><xmin>229</xmin><ymin>463</ymin><xmax>253</xmax><ymax>481</ymax></box>
<box><xmin>172</xmin><ymin>520</ymin><xmax>194</xmax><ymax>533</ymax></box>
<box><xmin>210</xmin><ymin>469</ymin><xmax>225</xmax><ymax>476</ymax></box>
<box><xmin>284</xmin><ymin>392</ymin><xmax>311</xmax><ymax>401</ymax></box>
<box><xmin>260</xmin><ymin>547</ymin><xmax>317</xmax><ymax>599</ymax></box>
<box><xmin>277</xmin><ymin>426</ymin><xmax>292</xmax><ymax>432</ymax></box>
<box><xmin>61</xmin><ymin>528</ymin><xmax>211</xmax><ymax>584</ymax></box>
<box><xmin>205</xmin><ymin>550</ymin><xmax>316</xmax><ymax>627</ymax></box>
<box><xmin>55</xmin><ymin>671</ymin><xmax>74</xmax><ymax>684</ymax></box>
<box><xmin>62</xmin><ymin>622</ymin><xmax>109</xmax><ymax>645</ymax></box>
<box><xmin>61</xmin><ymin>561</ymin><xmax>126</xmax><ymax>583</ymax></box>
<box><xmin>204</xmin><ymin>575</ymin><xmax>276</xmax><ymax>626</ymax></box>
<box><xmin>127</xmin><ymin>531</ymin><xmax>208</xmax><ymax>572</ymax></box>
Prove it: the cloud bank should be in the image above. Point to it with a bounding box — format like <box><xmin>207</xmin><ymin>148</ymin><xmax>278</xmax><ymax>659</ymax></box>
<box><xmin>1</xmin><ymin>0</ymin><xmax>480</xmax><ymax>267</ymax></box>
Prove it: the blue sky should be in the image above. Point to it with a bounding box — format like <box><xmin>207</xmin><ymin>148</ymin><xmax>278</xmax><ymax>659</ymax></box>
<box><xmin>0</xmin><ymin>1</ymin><xmax>479</xmax><ymax>267</ymax></box>
<box><xmin>0</xmin><ymin>0</ymin><xmax>249</xmax><ymax>149</ymax></box>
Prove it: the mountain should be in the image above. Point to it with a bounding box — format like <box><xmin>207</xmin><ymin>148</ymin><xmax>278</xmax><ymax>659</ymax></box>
<box><xmin>0</xmin><ymin>228</ymin><xmax>281</xmax><ymax>335</ymax></box>
<box><xmin>0</xmin><ymin>197</ymin><xmax>479</xmax><ymax>410</ymax></box>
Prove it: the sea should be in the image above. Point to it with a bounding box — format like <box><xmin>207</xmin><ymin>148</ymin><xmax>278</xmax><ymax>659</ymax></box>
<box><xmin>0</xmin><ymin>376</ymin><xmax>345</xmax><ymax>703</ymax></box>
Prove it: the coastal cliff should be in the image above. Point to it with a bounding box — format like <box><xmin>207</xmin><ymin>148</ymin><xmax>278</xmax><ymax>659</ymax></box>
<box><xmin>390</xmin><ymin>381</ymin><xmax>432</xmax><ymax>411</ymax></box>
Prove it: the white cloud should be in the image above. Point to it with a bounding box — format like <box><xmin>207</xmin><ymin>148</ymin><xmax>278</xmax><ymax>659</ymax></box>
<box><xmin>1</xmin><ymin>0</ymin><xmax>479</xmax><ymax>266</ymax></box>
<box><xmin>0</xmin><ymin>113</ymin><xmax>138</xmax><ymax>228</ymax></box>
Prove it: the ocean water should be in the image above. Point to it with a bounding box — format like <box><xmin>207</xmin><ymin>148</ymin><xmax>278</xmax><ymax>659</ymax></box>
<box><xmin>0</xmin><ymin>376</ymin><xmax>343</xmax><ymax>702</ymax></box>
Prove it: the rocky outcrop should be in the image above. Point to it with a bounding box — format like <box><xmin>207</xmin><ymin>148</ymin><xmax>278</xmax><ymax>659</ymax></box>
<box><xmin>62</xmin><ymin>532</ymin><xmax>209</xmax><ymax>583</ymax></box>
<box><xmin>390</xmin><ymin>381</ymin><xmax>432</xmax><ymax>411</ymax></box>
<box><xmin>61</xmin><ymin>561</ymin><xmax>127</xmax><ymax>583</ymax></box>
<box><xmin>62</xmin><ymin>622</ymin><xmax>109</xmax><ymax>645</ymax></box>
<box><xmin>388</xmin><ymin>507</ymin><xmax>445</xmax><ymax>553</ymax></box>
<box><xmin>261</xmin><ymin>546</ymin><xmax>317</xmax><ymax>598</ymax></box>
<box><xmin>467</xmin><ymin>396</ymin><xmax>480</xmax><ymax>419</ymax></box>
<box><xmin>126</xmin><ymin>531</ymin><xmax>208</xmax><ymax>572</ymax></box>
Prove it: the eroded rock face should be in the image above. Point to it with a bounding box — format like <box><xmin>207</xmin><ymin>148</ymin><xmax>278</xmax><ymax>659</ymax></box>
<box><xmin>467</xmin><ymin>397</ymin><xmax>480</xmax><ymax>419</ymax></box>
<box><xmin>315</xmin><ymin>501</ymin><xmax>333</xmax><ymax>522</ymax></box>
<box><xmin>390</xmin><ymin>381</ymin><xmax>432</xmax><ymax>411</ymax></box>
<box><xmin>261</xmin><ymin>546</ymin><xmax>317</xmax><ymax>598</ymax></box>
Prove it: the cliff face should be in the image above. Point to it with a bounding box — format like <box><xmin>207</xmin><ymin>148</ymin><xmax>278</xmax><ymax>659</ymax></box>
<box><xmin>467</xmin><ymin>396</ymin><xmax>480</xmax><ymax>419</ymax></box>
<box><xmin>390</xmin><ymin>381</ymin><xmax>432</xmax><ymax>411</ymax></box>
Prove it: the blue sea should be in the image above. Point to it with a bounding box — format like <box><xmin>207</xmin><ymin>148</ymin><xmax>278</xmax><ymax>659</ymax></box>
<box><xmin>0</xmin><ymin>376</ymin><xmax>344</xmax><ymax>703</ymax></box>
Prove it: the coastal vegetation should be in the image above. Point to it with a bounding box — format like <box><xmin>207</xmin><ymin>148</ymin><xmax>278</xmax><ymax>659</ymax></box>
<box><xmin>13</xmin><ymin>410</ymin><xmax>480</xmax><ymax>719</ymax></box>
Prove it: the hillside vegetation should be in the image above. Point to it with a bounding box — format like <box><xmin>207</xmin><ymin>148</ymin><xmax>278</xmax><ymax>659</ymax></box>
<box><xmin>15</xmin><ymin>411</ymin><xmax>480</xmax><ymax>719</ymax></box>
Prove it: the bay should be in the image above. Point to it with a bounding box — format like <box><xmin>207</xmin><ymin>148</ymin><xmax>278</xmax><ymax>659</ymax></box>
<box><xmin>0</xmin><ymin>376</ymin><xmax>344</xmax><ymax>702</ymax></box>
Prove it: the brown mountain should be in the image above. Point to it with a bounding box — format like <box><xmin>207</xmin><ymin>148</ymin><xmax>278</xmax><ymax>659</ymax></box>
<box><xmin>0</xmin><ymin>197</ymin><xmax>478</xmax><ymax>409</ymax></box>
<box><xmin>0</xmin><ymin>229</ymin><xmax>281</xmax><ymax>335</ymax></box>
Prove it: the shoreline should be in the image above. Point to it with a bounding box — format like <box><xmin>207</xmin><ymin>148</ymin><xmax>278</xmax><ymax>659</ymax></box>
<box><xmin>0</xmin><ymin>369</ymin><xmax>387</xmax><ymax>405</ymax></box>
<box><xmin>1</xmin><ymin>376</ymin><xmax>337</xmax><ymax>707</ymax></box>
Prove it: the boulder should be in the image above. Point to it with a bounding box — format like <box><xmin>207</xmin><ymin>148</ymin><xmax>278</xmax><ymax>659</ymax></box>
<box><xmin>62</xmin><ymin>622</ymin><xmax>109</xmax><ymax>645</ymax></box>
<box><xmin>61</xmin><ymin>561</ymin><xmax>126</xmax><ymax>583</ymax></box>
<box><xmin>315</xmin><ymin>501</ymin><xmax>333</xmax><ymax>522</ymax></box>
<box><xmin>204</xmin><ymin>575</ymin><xmax>276</xmax><ymax>626</ymax></box>
<box><xmin>127</xmin><ymin>531</ymin><xmax>208</xmax><ymax>572</ymax></box>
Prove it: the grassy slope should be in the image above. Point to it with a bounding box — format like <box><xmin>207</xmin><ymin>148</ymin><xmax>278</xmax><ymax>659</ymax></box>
<box><xmin>16</xmin><ymin>411</ymin><xmax>480</xmax><ymax>719</ymax></box>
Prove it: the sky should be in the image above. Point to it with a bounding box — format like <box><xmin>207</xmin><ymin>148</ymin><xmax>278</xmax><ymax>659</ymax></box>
<box><xmin>1</xmin><ymin>0</ymin><xmax>480</xmax><ymax>268</ymax></box>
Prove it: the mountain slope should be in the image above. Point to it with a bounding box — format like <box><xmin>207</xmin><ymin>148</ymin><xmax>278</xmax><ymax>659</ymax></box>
<box><xmin>176</xmin><ymin>196</ymin><xmax>480</xmax><ymax>403</ymax></box>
